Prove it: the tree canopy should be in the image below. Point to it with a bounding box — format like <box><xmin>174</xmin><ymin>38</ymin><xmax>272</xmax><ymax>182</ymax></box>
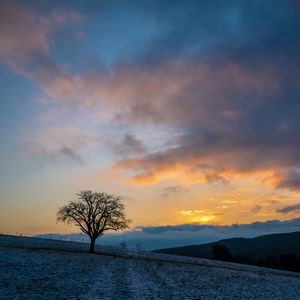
<box><xmin>57</xmin><ymin>191</ymin><xmax>130</xmax><ymax>252</ymax></box>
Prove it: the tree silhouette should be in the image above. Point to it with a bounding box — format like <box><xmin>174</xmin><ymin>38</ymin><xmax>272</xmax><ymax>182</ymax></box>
<box><xmin>57</xmin><ymin>191</ymin><xmax>130</xmax><ymax>253</ymax></box>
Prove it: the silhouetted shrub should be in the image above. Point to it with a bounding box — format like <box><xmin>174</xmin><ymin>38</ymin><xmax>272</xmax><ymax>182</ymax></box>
<box><xmin>212</xmin><ymin>244</ymin><xmax>232</xmax><ymax>261</ymax></box>
<box><xmin>258</xmin><ymin>255</ymin><xmax>278</xmax><ymax>268</ymax></box>
<box><xmin>232</xmin><ymin>253</ymin><xmax>300</xmax><ymax>273</ymax></box>
<box><xmin>279</xmin><ymin>253</ymin><xmax>300</xmax><ymax>272</ymax></box>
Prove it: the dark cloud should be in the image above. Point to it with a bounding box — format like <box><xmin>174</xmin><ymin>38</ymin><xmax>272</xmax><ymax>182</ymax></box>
<box><xmin>277</xmin><ymin>203</ymin><xmax>300</xmax><ymax>214</ymax></box>
<box><xmin>26</xmin><ymin>141</ymin><xmax>84</xmax><ymax>166</ymax></box>
<box><xmin>59</xmin><ymin>147</ymin><xmax>84</xmax><ymax>165</ymax></box>
<box><xmin>113</xmin><ymin>133</ymin><xmax>146</xmax><ymax>158</ymax></box>
<box><xmin>138</xmin><ymin>218</ymin><xmax>300</xmax><ymax>235</ymax></box>
<box><xmin>251</xmin><ymin>205</ymin><xmax>262</xmax><ymax>214</ymax></box>
<box><xmin>161</xmin><ymin>185</ymin><xmax>188</xmax><ymax>198</ymax></box>
<box><xmin>276</xmin><ymin>170</ymin><xmax>300</xmax><ymax>191</ymax></box>
<box><xmin>204</xmin><ymin>173</ymin><xmax>229</xmax><ymax>185</ymax></box>
<box><xmin>123</xmin><ymin>0</ymin><xmax>300</xmax><ymax>69</ymax></box>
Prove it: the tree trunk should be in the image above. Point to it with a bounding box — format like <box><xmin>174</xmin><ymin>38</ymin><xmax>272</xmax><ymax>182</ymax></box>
<box><xmin>89</xmin><ymin>236</ymin><xmax>96</xmax><ymax>253</ymax></box>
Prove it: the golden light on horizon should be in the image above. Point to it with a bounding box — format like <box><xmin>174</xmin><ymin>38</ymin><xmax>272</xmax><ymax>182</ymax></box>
<box><xmin>195</xmin><ymin>215</ymin><xmax>216</xmax><ymax>223</ymax></box>
<box><xmin>176</xmin><ymin>210</ymin><xmax>217</xmax><ymax>224</ymax></box>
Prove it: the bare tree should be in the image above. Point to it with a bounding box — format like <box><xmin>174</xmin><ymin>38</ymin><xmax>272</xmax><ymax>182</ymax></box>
<box><xmin>57</xmin><ymin>191</ymin><xmax>130</xmax><ymax>253</ymax></box>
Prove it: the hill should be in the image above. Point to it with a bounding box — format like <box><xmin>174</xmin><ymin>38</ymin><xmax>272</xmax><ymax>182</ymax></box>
<box><xmin>155</xmin><ymin>231</ymin><xmax>300</xmax><ymax>272</ymax></box>
<box><xmin>155</xmin><ymin>231</ymin><xmax>300</xmax><ymax>258</ymax></box>
<box><xmin>1</xmin><ymin>234</ymin><xmax>300</xmax><ymax>299</ymax></box>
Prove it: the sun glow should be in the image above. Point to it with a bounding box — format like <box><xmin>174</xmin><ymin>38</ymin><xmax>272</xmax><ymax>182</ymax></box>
<box><xmin>177</xmin><ymin>210</ymin><xmax>216</xmax><ymax>224</ymax></box>
<box><xmin>196</xmin><ymin>215</ymin><xmax>216</xmax><ymax>223</ymax></box>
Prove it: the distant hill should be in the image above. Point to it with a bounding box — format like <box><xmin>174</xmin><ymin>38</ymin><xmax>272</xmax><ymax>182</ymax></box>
<box><xmin>155</xmin><ymin>231</ymin><xmax>300</xmax><ymax>259</ymax></box>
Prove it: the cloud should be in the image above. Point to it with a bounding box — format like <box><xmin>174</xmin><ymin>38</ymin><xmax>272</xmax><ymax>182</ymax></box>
<box><xmin>23</xmin><ymin>128</ymin><xmax>98</xmax><ymax>166</ymax></box>
<box><xmin>97</xmin><ymin>0</ymin><xmax>300</xmax><ymax>188</ymax></box>
<box><xmin>45</xmin><ymin>218</ymin><xmax>300</xmax><ymax>250</ymax></box>
<box><xmin>0</xmin><ymin>0</ymin><xmax>82</xmax><ymax>100</ymax></box>
<box><xmin>138</xmin><ymin>219</ymin><xmax>300</xmax><ymax>235</ymax></box>
<box><xmin>0</xmin><ymin>0</ymin><xmax>49</xmax><ymax>68</ymax></box>
<box><xmin>136</xmin><ymin>0</ymin><xmax>300</xmax><ymax>68</ymax></box>
<box><xmin>277</xmin><ymin>203</ymin><xmax>300</xmax><ymax>214</ymax></box>
<box><xmin>204</xmin><ymin>173</ymin><xmax>229</xmax><ymax>185</ymax></box>
<box><xmin>111</xmin><ymin>55</ymin><xmax>300</xmax><ymax>186</ymax></box>
<box><xmin>59</xmin><ymin>146</ymin><xmax>84</xmax><ymax>165</ymax></box>
<box><xmin>27</xmin><ymin>142</ymin><xmax>84</xmax><ymax>166</ymax></box>
<box><xmin>276</xmin><ymin>170</ymin><xmax>300</xmax><ymax>191</ymax></box>
<box><xmin>251</xmin><ymin>205</ymin><xmax>262</xmax><ymax>214</ymax></box>
<box><xmin>161</xmin><ymin>185</ymin><xmax>188</xmax><ymax>197</ymax></box>
<box><xmin>112</xmin><ymin>133</ymin><xmax>147</xmax><ymax>158</ymax></box>
<box><xmin>3</xmin><ymin>0</ymin><xmax>300</xmax><ymax>192</ymax></box>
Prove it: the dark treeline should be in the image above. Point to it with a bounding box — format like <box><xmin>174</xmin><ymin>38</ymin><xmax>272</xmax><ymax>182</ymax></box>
<box><xmin>212</xmin><ymin>244</ymin><xmax>300</xmax><ymax>273</ymax></box>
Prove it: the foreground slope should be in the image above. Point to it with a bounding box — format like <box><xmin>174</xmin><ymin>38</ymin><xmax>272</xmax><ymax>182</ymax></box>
<box><xmin>1</xmin><ymin>235</ymin><xmax>300</xmax><ymax>300</ymax></box>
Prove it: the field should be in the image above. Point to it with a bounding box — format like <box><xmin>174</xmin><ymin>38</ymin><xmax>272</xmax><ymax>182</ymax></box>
<box><xmin>1</xmin><ymin>235</ymin><xmax>300</xmax><ymax>299</ymax></box>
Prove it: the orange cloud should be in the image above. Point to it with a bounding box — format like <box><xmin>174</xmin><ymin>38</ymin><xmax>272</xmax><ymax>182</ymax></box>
<box><xmin>0</xmin><ymin>0</ymin><xmax>83</xmax><ymax>100</ymax></box>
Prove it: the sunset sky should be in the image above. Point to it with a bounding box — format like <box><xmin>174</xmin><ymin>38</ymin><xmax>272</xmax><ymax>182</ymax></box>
<box><xmin>1</xmin><ymin>0</ymin><xmax>300</xmax><ymax>239</ymax></box>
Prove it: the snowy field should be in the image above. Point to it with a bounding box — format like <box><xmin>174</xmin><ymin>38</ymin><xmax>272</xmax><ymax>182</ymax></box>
<box><xmin>1</xmin><ymin>235</ymin><xmax>300</xmax><ymax>299</ymax></box>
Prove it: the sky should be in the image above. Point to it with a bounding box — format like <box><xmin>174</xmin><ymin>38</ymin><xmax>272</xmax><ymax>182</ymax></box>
<box><xmin>0</xmin><ymin>0</ymin><xmax>300</xmax><ymax>244</ymax></box>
